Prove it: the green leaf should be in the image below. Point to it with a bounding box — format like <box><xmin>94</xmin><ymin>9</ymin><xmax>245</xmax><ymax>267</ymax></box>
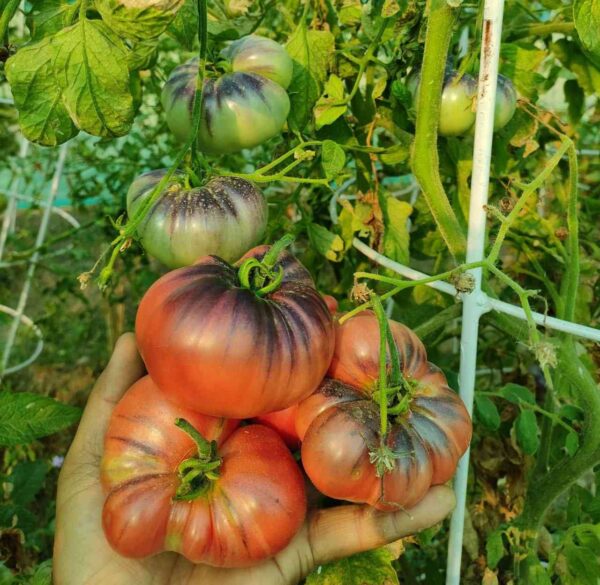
<box><xmin>95</xmin><ymin>0</ymin><xmax>184</xmax><ymax>41</ymax></box>
<box><xmin>486</xmin><ymin>530</ymin><xmax>505</xmax><ymax>570</ymax></box>
<box><xmin>0</xmin><ymin>391</ymin><xmax>81</xmax><ymax>447</ymax></box>
<box><xmin>500</xmin><ymin>383</ymin><xmax>535</xmax><ymax>405</ymax></box>
<box><xmin>475</xmin><ymin>395</ymin><xmax>501</xmax><ymax>430</ymax></box>
<box><xmin>519</xmin><ymin>554</ymin><xmax>552</xmax><ymax>585</ymax></box>
<box><xmin>562</xmin><ymin>544</ymin><xmax>600</xmax><ymax>585</ymax></box>
<box><xmin>501</xmin><ymin>44</ymin><xmax>546</xmax><ymax>99</ymax></box>
<box><xmin>5</xmin><ymin>37</ymin><xmax>78</xmax><ymax>146</ymax></box>
<box><xmin>551</xmin><ymin>39</ymin><xmax>600</xmax><ymax>95</ymax></box>
<box><xmin>382</xmin><ymin>196</ymin><xmax>412</xmax><ymax>265</ymax></box>
<box><xmin>515</xmin><ymin>410</ymin><xmax>540</xmax><ymax>455</ymax></box>
<box><xmin>565</xmin><ymin>430</ymin><xmax>580</xmax><ymax>456</ymax></box>
<box><xmin>6</xmin><ymin>461</ymin><xmax>48</xmax><ymax>507</ymax></box>
<box><xmin>30</xmin><ymin>561</ymin><xmax>52</xmax><ymax>585</ymax></box>
<box><xmin>0</xmin><ymin>562</ymin><xmax>15</xmax><ymax>585</ymax></box>
<box><xmin>321</xmin><ymin>140</ymin><xmax>346</xmax><ymax>179</ymax></box>
<box><xmin>28</xmin><ymin>0</ymin><xmax>77</xmax><ymax>41</ymax></box>
<box><xmin>0</xmin><ymin>504</ymin><xmax>36</xmax><ymax>535</ymax></box>
<box><xmin>564</xmin><ymin>78</ymin><xmax>585</xmax><ymax>123</ymax></box>
<box><xmin>168</xmin><ymin>0</ymin><xmax>198</xmax><ymax>49</ymax></box>
<box><xmin>306</xmin><ymin>548</ymin><xmax>399</xmax><ymax>585</ymax></box>
<box><xmin>307</xmin><ymin>223</ymin><xmax>345</xmax><ymax>262</ymax></box>
<box><xmin>286</xmin><ymin>25</ymin><xmax>335</xmax><ymax>131</ymax></box>
<box><xmin>52</xmin><ymin>19</ymin><xmax>135</xmax><ymax>137</ymax></box>
<box><xmin>314</xmin><ymin>75</ymin><xmax>348</xmax><ymax>130</ymax></box>
<box><xmin>574</xmin><ymin>0</ymin><xmax>600</xmax><ymax>68</ymax></box>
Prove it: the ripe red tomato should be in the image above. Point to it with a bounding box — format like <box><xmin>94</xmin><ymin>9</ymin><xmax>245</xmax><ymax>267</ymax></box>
<box><xmin>101</xmin><ymin>376</ymin><xmax>306</xmax><ymax>567</ymax></box>
<box><xmin>255</xmin><ymin>404</ymin><xmax>300</xmax><ymax>449</ymax></box>
<box><xmin>136</xmin><ymin>244</ymin><xmax>335</xmax><ymax>418</ymax></box>
<box><xmin>297</xmin><ymin>312</ymin><xmax>472</xmax><ymax>511</ymax></box>
<box><xmin>321</xmin><ymin>294</ymin><xmax>339</xmax><ymax>316</ymax></box>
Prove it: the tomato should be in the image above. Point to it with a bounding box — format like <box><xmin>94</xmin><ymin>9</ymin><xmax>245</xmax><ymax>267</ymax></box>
<box><xmin>101</xmin><ymin>376</ymin><xmax>306</xmax><ymax>566</ymax></box>
<box><xmin>297</xmin><ymin>312</ymin><xmax>472</xmax><ymax>511</ymax></box>
<box><xmin>409</xmin><ymin>70</ymin><xmax>477</xmax><ymax>136</ymax></box>
<box><xmin>494</xmin><ymin>74</ymin><xmax>517</xmax><ymax>130</ymax></box>
<box><xmin>161</xmin><ymin>35</ymin><xmax>292</xmax><ymax>153</ymax></box>
<box><xmin>321</xmin><ymin>293</ymin><xmax>339</xmax><ymax>316</ymax></box>
<box><xmin>136</xmin><ymin>243</ymin><xmax>335</xmax><ymax>418</ymax></box>
<box><xmin>255</xmin><ymin>405</ymin><xmax>300</xmax><ymax>449</ymax></box>
<box><xmin>223</xmin><ymin>35</ymin><xmax>294</xmax><ymax>90</ymax></box>
<box><xmin>126</xmin><ymin>171</ymin><xmax>267</xmax><ymax>268</ymax></box>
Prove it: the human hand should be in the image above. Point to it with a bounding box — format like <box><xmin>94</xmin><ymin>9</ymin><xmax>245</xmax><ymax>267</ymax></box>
<box><xmin>54</xmin><ymin>333</ymin><xmax>456</xmax><ymax>585</ymax></box>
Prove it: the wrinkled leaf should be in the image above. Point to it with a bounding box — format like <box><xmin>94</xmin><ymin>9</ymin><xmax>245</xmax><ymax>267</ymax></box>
<box><xmin>52</xmin><ymin>19</ymin><xmax>135</xmax><ymax>137</ymax></box>
<box><xmin>95</xmin><ymin>0</ymin><xmax>185</xmax><ymax>41</ymax></box>
<box><xmin>552</xmin><ymin>39</ymin><xmax>600</xmax><ymax>95</ymax></box>
<box><xmin>168</xmin><ymin>0</ymin><xmax>198</xmax><ymax>49</ymax></box>
<box><xmin>314</xmin><ymin>75</ymin><xmax>347</xmax><ymax>130</ymax></box>
<box><xmin>306</xmin><ymin>548</ymin><xmax>399</xmax><ymax>585</ymax></box>
<box><xmin>307</xmin><ymin>224</ymin><xmax>345</xmax><ymax>262</ymax></box>
<box><xmin>321</xmin><ymin>140</ymin><xmax>346</xmax><ymax>179</ymax></box>
<box><xmin>28</xmin><ymin>0</ymin><xmax>77</xmax><ymax>40</ymax></box>
<box><xmin>515</xmin><ymin>410</ymin><xmax>540</xmax><ymax>455</ymax></box>
<box><xmin>286</xmin><ymin>25</ymin><xmax>335</xmax><ymax>131</ymax></box>
<box><xmin>5</xmin><ymin>38</ymin><xmax>77</xmax><ymax>146</ymax></box>
<box><xmin>0</xmin><ymin>391</ymin><xmax>81</xmax><ymax>446</ymax></box>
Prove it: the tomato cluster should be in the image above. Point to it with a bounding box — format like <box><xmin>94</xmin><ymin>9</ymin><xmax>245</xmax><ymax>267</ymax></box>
<box><xmin>101</xmin><ymin>32</ymin><xmax>472</xmax><ymax>569</ymax></box>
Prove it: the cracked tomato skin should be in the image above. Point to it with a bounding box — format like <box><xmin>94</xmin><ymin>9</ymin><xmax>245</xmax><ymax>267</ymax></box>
<box><xmin>136</xmin><ymin>244</ymin><xmax>335</xmax><ymax>418</ymax></box>
<box><xmin>161</xmin><ymin>35</ymin><xmax>291</xmax><ymax>153</ymax></box>
<box><xmin>297</xmin><ymin>312</ymin><xmax>472</xmax><ymax>511</ymax></box>
<box><xmin>126</xmin><ymin>171</ymin><xmax>267</xmax><ymax>268</ymax></box>
<box><xmin>101</xmin><ymin>376</ymin><xmax>306</xmax><ymax>567</ymax></box>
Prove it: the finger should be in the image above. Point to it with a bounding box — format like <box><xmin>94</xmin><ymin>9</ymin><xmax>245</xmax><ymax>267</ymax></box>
<box><xmin>67</xmin><ymin>333</ymin><xmax>145</xmax><ymax>465</ymax></box>
<box><xmin>308</xmin><ymin>485</ymin><xmax>456</xmax><ymax>565</ymax></box>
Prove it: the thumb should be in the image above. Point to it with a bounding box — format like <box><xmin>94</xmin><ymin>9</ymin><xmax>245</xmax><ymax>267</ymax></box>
<box><xmin>66</xmin><ymin>333</ymin><xmax>145</xmax><ymax>467</ymax></box>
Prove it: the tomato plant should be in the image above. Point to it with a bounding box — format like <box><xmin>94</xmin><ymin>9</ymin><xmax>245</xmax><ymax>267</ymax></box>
<box><xmin>101</xmin><ymin>376</ymin><xmax>306</xmax><ymax>566</ymax></box>
<box><xmin>136</xmin><ymin>239</ymin><xmax>335</xmax><ymax>417</ymax></box>
<box><xmin>161</xmin><ymin>35</ymin><xmax>292</xmax><ymax>153</ymax></box>
<box><xmin>126</xmin><ymin>171</ymin><xmax>268</xmax><ymax>267</ymax></box>
<box><xmin>298</xmin><ymin>311</ymin><xmax>472</xmax><ymax>510</ymax></box>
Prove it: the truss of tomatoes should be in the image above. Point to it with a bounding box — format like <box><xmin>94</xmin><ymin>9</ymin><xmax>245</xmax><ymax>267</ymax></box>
<box><xmin>297</xmin><ymin>311</ymin><xmax>473</xmax><ymax>511</ymax></box>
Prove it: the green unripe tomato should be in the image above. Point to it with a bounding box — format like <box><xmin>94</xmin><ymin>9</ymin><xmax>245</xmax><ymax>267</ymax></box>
<box><xmin>223</xmin><ymin>35</ymin><xmax>294</xmax><ymax>90</ymax></box>
<box><xmin>438</xmin><ymin>72</ymin><xmax>478</xmax><ymax>137</ymax></box>
<box><xmin>494</xmin><ymin>74</ymin><xmax>517</xmax><ymax>130</ymax></box>
<box><xmin>127</xmin><ymin>171</ymin><xmax>268</xmax><ymax>268</ymax></box>
<box><xmin>161</xmin><ymin>35</ymin><xmax>292</xmax><ymax>154</ymax></box>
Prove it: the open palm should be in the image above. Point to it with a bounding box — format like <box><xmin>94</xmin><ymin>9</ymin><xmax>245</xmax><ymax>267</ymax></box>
<box><xmin>54</xmin><ymin>334</ymin><xmax>455</xmax><ymax>585</ymax></box>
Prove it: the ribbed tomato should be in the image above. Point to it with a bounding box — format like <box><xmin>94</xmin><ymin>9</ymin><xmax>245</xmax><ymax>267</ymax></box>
<box><xmin>136</xmin><ymin>243</ymin><xmax>335</xmax><ymax>417</ymax></box>
<box><xmin>126</xmin><ymin>171</ymin><xmax>267</xmax><ymax>268</ymax></box>
<box><xmin>161</xmin><ymin>35</ymin><xmax>292</xmax><ymax>153</ymax></box>
<box><xmin>101</xmin><ymin>376</ymin><xmax>306</xmax><ymax>566</ymax></box>
<box><xmin>297</xmin><ymin>312</ymin><xmax>472</xmax><ymax>511</ymax></box>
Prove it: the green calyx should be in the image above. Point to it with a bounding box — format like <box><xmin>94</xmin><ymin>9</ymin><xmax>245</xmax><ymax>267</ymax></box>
<box><xmin>173</xmin><ymin>418</ymin><xmax>221</xmax><ymax>502</ymax></box>
<box><xmin>237</xmin><ymin>234</ymin><xmax>295</xmax><ymax>297</ymax></box>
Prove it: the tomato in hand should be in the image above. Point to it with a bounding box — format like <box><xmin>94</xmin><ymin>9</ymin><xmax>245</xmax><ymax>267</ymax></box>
<box><xmin>101</xmin><ymin>376</ymin><xmax>306</xmax><ymax>567</ymax></box>
<box><xmin>127</xmin><ymin>171</ymin><xmax>267</xmax><ymax>268</ymax></box>
<box><xmin>161</xmin><ymin>35</ymin><xmax>292</xmax><ymax>153</ymax></box>
<box><xmin>136</xmin><ymin>240</ymin><xmax>335</xmax><ymax>418</ymax></box>
<box><xmin>297</xmin><ymin>312</ymin><xmax>472</xmax><ymax>511</ymax></box>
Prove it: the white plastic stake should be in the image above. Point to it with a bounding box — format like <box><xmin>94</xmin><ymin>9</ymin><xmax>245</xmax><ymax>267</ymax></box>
<box><xmin>446</xmin><ymin>2</ymin><xmax>506</xmax><ymax>583</ymax></box>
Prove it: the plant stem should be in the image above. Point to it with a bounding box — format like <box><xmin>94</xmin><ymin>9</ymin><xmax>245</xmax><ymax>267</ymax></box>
<box><xmin>410</xmin><ymin>0</ymin><xmax>466</xmax><ymax>259</ymax></box>
<box><xmin>518</xmin><ymin>339</ymin><xmax>600</xmax><ymax>532</ymax></box>
<box><xmin>559</xmin><ymin>141</ymin><xmax>579</xmax><ymax>323</ymax></box>
<box><xmin>372</xmin><ymin>295</ymin><xmax>390</xmax><ymax>438</ymax></box>
<box><xmin>0</xmin><ymin>0</ymin><xmax>21</xmax><ymax>44</ymax></box>
<box><xmin>509</xmin><ymin>21</ymin><xmax>574</xmax><ymax>40</ymax></box>
<box><xmin>487</xmin><ymin>139</ymin><xmax>571</xmax><ymax>265</ymax></box>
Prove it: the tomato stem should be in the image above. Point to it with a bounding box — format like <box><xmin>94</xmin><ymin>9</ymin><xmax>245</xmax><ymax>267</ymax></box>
<box><xmin>371</xmin><ymin>295</ymin><xmax>389</xmax><ymax>439</ymax></box>
<box><xmin>237</xmin><ymin>235</ymin><xmax>294</xmax><ymax>296</ymax></box>
<box><xmin>174</xmin><ymin>418</ymin><xmax>221</xmax><ymax>501</ymax></box>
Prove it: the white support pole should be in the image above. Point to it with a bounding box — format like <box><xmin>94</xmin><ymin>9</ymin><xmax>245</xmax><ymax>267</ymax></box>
<box><xmin>0</xmin><ymin>143</ymin><xmax>69</xmax><ymax>378</ymax></box>
<box><xmin>446</xmin><ymin>2</ymin><xmax>506</xmax><ymax>583</ymax></box>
